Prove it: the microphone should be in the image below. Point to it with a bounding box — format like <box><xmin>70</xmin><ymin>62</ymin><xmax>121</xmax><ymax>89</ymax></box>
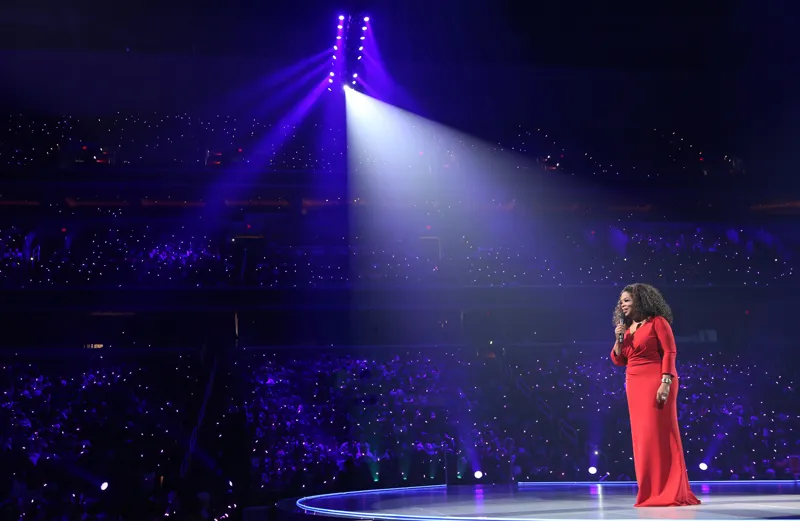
<box><xmin>618</xmin><ymin>321</ymin><xmax>624</xmax><ymax>345</ymax></box>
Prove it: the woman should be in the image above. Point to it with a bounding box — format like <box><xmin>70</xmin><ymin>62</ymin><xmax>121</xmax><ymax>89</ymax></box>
<box><xmin>611</xmin><ymin>283</ymin><xmax>700</xmax><ymax>507</ymax></box>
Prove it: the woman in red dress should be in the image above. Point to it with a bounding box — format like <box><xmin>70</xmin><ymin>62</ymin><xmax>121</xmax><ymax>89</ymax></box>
<box><xmin>611</xmin><ymin>283</ymin><xmax>700</xmax><ymax>507</ymax></box>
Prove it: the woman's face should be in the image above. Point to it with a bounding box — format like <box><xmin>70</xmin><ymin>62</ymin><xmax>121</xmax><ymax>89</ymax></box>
<box><xmin>619</xmin><ymin>291</ymin><xmax>634</xmax><ymax>319</ymax></box>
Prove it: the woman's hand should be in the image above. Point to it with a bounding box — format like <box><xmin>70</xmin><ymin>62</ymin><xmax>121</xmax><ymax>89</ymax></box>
<box><xmin>656</xmin><ymin>382</ymin><xmax>671</xmax><ymax>404</ymax></box>
<box><xmin>614</xmin><ymin>323</ymin><xmax>626</xmax><ymax>343</ymax></box>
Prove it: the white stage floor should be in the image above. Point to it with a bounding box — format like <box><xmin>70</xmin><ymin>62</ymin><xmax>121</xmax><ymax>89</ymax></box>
<box><xmin>296</xmin><ymin>482</ymin><xmax>800</xmax><ymax>520</ymax></box>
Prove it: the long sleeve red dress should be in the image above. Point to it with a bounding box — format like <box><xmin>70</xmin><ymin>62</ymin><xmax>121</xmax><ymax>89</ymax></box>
<box><xmin>610</xmin><ymin>316</ymin><xmax>700</xmax><ymax>507</ymax></box>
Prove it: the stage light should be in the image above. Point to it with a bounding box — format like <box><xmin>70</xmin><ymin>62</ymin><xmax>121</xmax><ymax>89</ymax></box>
<box><xmin>352</xmin><ymin>73</ymin><xmax>358</xmax><ymax>78</ymax></box>
<box><xmin>339</xmin><ymin>15</ymin><xmax>344</xmax><ymax>20</ymax></box>
<box><xmin>358</xmin><ymin>46</ymin><xmax>363</xmax><ymax>51</ymax></box>
<box><xmin>330</xmin><ymin>72</ymin><xmax>335</xmax><ymax>76</ymax></box>
<box><xmin>351</xmin><ymin>81</ymin><xmax>356</xmax><ymax>85</ymax></box>
<box><xmin>338</xmin><ymin>25</ymin><xmax>343</xmax><ymax>29</ymax></box>
<box><xmin>333</xmin><ymin>45</ymin><xmax>338</xmax><ymax>50</ymax></box>
<box><xmin>357</xmin><ymin>56</ymin><xmax>362</xmax><ymax>60</ymax></box>
<box><xmin>360</xmin><ymin>36</ymin><xmax>365</xmax><ymax>40</ymax></box>
<box><xmin>336</xmin><ymin>36</ymin><xmax>342</xmax><ymax>39</ymax></box>
<box><xmin>364</xmin><ymin>16</ymin><xmax>369</xmax><ymax>22</ymax></box>
<box><xmin>100</xmin><ymin>482</ymin><xmax>108</xmax><ymax>491</ymax></box>
<box><xmin>588</xmin><ymin>467</ymin><xmax>597</xmax><ymax>475</ymax></box>
<box><xmin>699</xmin><ymin>463</ymin><xmax>708</xmax><ymax>471</ymax></box>
<box><xmin>474</xmin><ymin>471</ymin><xmax>483</xmax><ymax>479</ymax></box>
<box><xmin>362</xmin><ymin>26</ymin><xmax>367</xmax><ymax>31</ymax></box>
<box><xmin>329</xmin><ymin>78</ymin><xmax>333</xmax><ymax>83</ymax></box>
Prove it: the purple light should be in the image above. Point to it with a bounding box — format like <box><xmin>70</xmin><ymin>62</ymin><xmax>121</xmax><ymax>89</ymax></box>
<box><xmin>359</xmin><ymin>36</ymin><xmax>365</xmax><ymax>40</ymax></box>
<box><xmin>338</xmin><ymin>15</ymin><xmax>344</xmax><ymax>20</ymax></box>
<box><xmin>336</xmin><ymin>36</ymin><xmax>342</xmax><ymax>40</ymax></box>
<box><xmin>332</xmin><ymin>55</ymin><xmax>337</xmax><ymax>59</ymax></box>
<box><xmin>362</xmin><ymin>26</ymin><xmax>367</xmax><ymax>31</ymax></box>
<box><xmin>337</xmin><ymin>25</ymin><xmax>343</xmax><ymax>29</ymax></box>
<box><xmin>358</xmin><ymin>46</ymin><xmax>363</xmax><ymax>51</ymax></box>
<box><xmin>352</xmin><ymin>73</ymin><xmax>358</xmax><ymax>78</ymax></box>
<box><xmin>351</xmin><ymin>81</ymin><xmax>356</xmax><ymax>85</ymax></box>
<box><xmin>329</xmin><ymin>78</ymin><xmax>333</xmax><ymax>83</ymax></box>
<box><xmin>329</xmin><ymin>72</ymin><xmax>335</xmax><ymax>76</ymax></box>
<box><xmin>333</xmin><ymin>45</ymin><xmax>338</xmax><ymax>50</ymax></box>
<box><xmin>357</xmin><ymin>56</ymin><xmax>362</xmax><ymax>60</ymax></box>
<box><xmin>363</xmin><ymin>16</ymin><xmax>370</xmax><ymax>22</ymax></box>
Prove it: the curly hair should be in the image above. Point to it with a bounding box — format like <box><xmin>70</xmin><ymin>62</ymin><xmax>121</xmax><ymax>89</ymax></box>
<box><xmin>613</xmin><ymin>283</ymin><xmax>673</xmax><ymax>327</ymax></box>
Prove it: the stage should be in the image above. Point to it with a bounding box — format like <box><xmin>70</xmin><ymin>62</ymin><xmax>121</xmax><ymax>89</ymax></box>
<box><xmin>294</xmin><ymin>481</ymin><xmax>800</xmax><ymax>521</ymax></box>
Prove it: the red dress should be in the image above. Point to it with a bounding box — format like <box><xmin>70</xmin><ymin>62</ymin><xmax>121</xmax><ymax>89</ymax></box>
<box><xmin>611</xmin><ymin>316</ymin><xmax>700</xmax><ymax>507</ymax></box>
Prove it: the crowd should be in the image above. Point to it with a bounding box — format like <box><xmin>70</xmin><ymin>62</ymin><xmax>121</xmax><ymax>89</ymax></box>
<box><xmin>1</xmin><ymin>342</ymin><xmax>795</xmax><ymax>517</ymax></box>
<box><xmin>241</xmin><ymin>347</ymin><xmax>799</xmax><ymax>501</ymax></box>
<box><xmin>0</xmin><ymin>350</ymin><xmax>230</xmax><ymax>520</ymax></box>
<box><xmin>0</xmin><ymin>226</ymin><xmax>234</xmax><ymax>288</ymax></box>
<box><xmin>0</xmin><ymin>113</ymin><xmax>345</xmax><ymax>172</ymax></box>
<box><xmin>0</xmin><ymin>222</ymin><xmax>796</xmax><ymax>288</ymax></box>
<box><xmin>0</xmin><ymin>114</ymin><xmax>735</xmax><ymax>186</ymax></box>
<box><xmin>243</xmin><ymin>350</ymin><xmax>504</xmax><ymax>499</ymax></box>
<box><xmin>514</xmin><ymin>346</ymin><xmax>799</xmax><ymax>481</ymax></box>
<box><xmin>0</xmin><ymin>112</ymin><xmax>790</xmax><ymax>520</ymax></box>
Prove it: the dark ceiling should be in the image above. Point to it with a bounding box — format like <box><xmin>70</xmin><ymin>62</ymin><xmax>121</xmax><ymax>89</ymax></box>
<box><xmin>1</xmin><ymin>0</ymin><xmax>791</xmax><ymax>70</ymax></box>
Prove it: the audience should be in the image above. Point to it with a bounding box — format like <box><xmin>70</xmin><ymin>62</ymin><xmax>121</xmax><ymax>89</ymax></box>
<box><xmin>0</xmin><ymin>113</ymin><xmax>344</xmax><ymax>172</ymax></box>
<box><xmin>0</xmin><ymin>113</ymin><xmax>790</xmax><ymax>520</ymax></box>
<box><xmin>0</xmin><ymin>351</ymin><xmax>230</xmax><ymax>520</ymax></box>
<box><xmin>516</xmin><ymin>347</ymin><xmax>800</xmax><ymax>481</ymax></box>
<box><xmin>0</xmin><ymin>115</ymin><xmax>731</xmax><ymax>186</ymax></box>
<box><xmin>2</xmin><ymin>343</ymin><xmax>795</xmax><ymax>519</ymax></box>
<box><xmin>0</xmin><ymin>222</ymin><xmax>796</xmax><ymax>288</ymax></box>
<box><xmin>241</xmin><ymin>347</ymin><xmax>799</xmax><ymax>501</ymax></box>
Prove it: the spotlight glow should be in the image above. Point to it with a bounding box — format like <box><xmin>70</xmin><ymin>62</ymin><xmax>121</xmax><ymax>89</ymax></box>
<box><xmin>337</xmin><ymin>25</ymin><xmax>343</xmax><ymax>29</ymax></box>
<box><xmin>699</xmin><ymin>463</ymin><xmax>708</xmax><ymax>471</ymax></box>
<box><xmin>330</xmin><ymin>72</ymin><xmax>335</xmax><ymax>76</ymax></box>
<box><xmin>362</xmin><ymin>26</ymin><xmax>367</xmax><ymax>31</ymax></box>
<box><xmin>364</xmin><ymin>16</ymin><xmax>369</xmax><ymax>22</ymax></box>
<box><xmin>100</xmin><ymin>482</ymin><xmax>108</xmax><ymax>491</ymax></box>
<box><xmin>360</xmin><ymin>36</ymin><xmax>365</xmax><ymax>40</ymax></box>
<box><xmin>333</xmin><ymin>45</ymin><xmax>338</xmax><ymax>50</ymax></box>
<box><xmin>358</xmin><ymin>46</ymin><xmax>363</xmax><ymax>51</ymax></box>
<box><xmin>352</xmin><ymin>73</ymin><xmax>358</xmax><ymax>78</ymax></box>
<box><xmin>345</xmin><ymin>86</ymin><xmax>521</xmax><ymax>203</ymax></box>
<box><xmin>338</xmin><ymin>15</ymin><xmax>344</xmax><ymax>20</ymax></box>
<box><xmin>474</xmin><ymin>471</ymin><xmax>483</xmax><ymax>479</ymax></box>
<box><xmin>588</xmin><ymin>467</ymin><xmax>597</xmax><ymax>475</ymax></box>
